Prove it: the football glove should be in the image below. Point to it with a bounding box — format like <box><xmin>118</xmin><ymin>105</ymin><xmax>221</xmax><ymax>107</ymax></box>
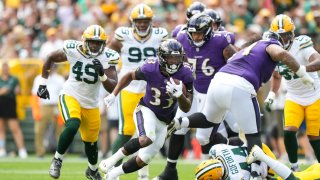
<box><xmin>264</xmin><ymin>91</ymin><xmax>275</xmax><ymax>112</ymax></box>
<box><xmin>93</xmin><ymin>59</ymin><xmax>104</xmax><ymax>76</ymax></box>
<box><xmin>104</xmin><ymin>93</ymin><xmax>116</xmax><ymax>108</ymax></box>
<box><xmin>37</xmin><ymin>85</ymin><xmax>50</xmax><ymax>99</ymax></box>
<box><xmin>166</xmin><ymin>78</ymin><xmax>183</xmax><ymax>98</ymax></box>
<box><xmin>296</xmin><ymin>65</ymin><xmax>315</xmax><ymax>88</ymax></box>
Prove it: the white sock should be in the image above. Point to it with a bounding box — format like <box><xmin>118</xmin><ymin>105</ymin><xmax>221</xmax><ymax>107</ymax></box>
<box><xmin>291</xmin><ymin>162</ymin><xmax>299</xmax><ymax>168</ymax></box>
<box><xmin>138</xmin><ymin>165</ymin><xmax>149</xmax><ymax>177</ymax></box>
<box><xmin>88</xmin><ymin>163</ymin><xmax>98</xmax><ymax>171</ymax></box>
<box><xmin>180</xmin><ymin>117</ymin><xmax>190</xmax><ymax>128</ymax></box>
<box><xmin>109</xmin><ymin>165</ymin><xmax>124</xmax><ymax>178</ymax></box>
<box><xmin>54</xmin><ymin>151</ymin><xmax>64</xmax><ymax>160</ymax></box>
<box><xmin>260</xmin><ymin>153</ymin><xmax>292</xmax><ymax>179</ymax></box>
<box><xmin>111</xmin><ymin>149</ymin><xmax>126</xmax><ymax>163</ymax></box>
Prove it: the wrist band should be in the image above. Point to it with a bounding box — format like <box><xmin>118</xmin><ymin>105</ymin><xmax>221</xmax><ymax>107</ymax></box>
<box><xmin>99</xmin><ymin>74</ymin><xmax>108</xmax><ymax>81</ymax></box>
<box><xmin>40</xmin><ymin>77</ymin><xmax>48</xmax><ymax>85</ymax></box>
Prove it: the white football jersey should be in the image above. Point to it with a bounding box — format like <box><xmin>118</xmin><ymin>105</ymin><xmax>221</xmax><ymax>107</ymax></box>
<box><xmin>276</xmin><ymin>35</ymin><xmax>320</xmax><ymax>105</ymax></box>
<box><xmin>114</xmin><ymin>27</ymin><xmax>168</xmax><ymax>93</ymax></box>
<box><xmin>60</xmin><ymin>40</ymin><xmax>119</xmax><ymax>108</ymax></box>
<box><xmin>209</xmin><ymin>144</ymin><xmax>250</xmax><ymax>180</ymax></box>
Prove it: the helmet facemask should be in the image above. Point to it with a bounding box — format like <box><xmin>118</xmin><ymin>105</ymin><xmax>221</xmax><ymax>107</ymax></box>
<box><xmin>84</xmin><ymin>39</ymin><xmax>106</xmax><ymax>58</ymax></box>
<box><xmin>132</xmin><ymin>18</ymin><xmax>152</xmax><ymax>37</ymax></box>
<box><xmin>159</xmin><ymin>54</ymin><xmax>184</xmax><ymax>74</ymax></box>
<box><xmin>279</xmin><ymin>31</ymin><xmax>294</xmax><ymax>50</ymax></box>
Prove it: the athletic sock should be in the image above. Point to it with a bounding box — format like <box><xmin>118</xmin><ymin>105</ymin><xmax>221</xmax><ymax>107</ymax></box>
<box><xmin>310</xmin><ymin>139</ymin><xmax>320</xmax><ymax>162</ymax></box>
<box><xmin>57</xmin><ymin>119</ymin><xmax>80</xmax><ymax>154</ymax></box>
<box><xmin>167</xmin><ymin>134</ymin><xmax>185</xmax><ymax>168</ymax></box>
<box><xmin>84</xmin><ymin>141</ymin><xmax>98</xmax><ymax>170</ymax></box>
<box><xmin>259</xmin><ymin>151</ymin><xmax>293</xmax><ymax>179</ymax></box>
<box><xmin>284</xmin><ymin>131</ymin><xmax>298</xmax><ymax>164</ymax></box>
<box><xmin>111</xmin><ymin>134</ymin><xmax>131</xmax><ymax>166</ymax></box>
<box><xmin>122</xmin><ymin>156</ymin><xmax>143</xmax><ymax>173</ymax></box>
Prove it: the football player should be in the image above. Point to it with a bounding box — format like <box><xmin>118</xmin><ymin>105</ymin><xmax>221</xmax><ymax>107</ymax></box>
<box><xmin>195</xmin><ymin>143</ymin><xmax>320</xmax><ymax>180</ymax></box>
<box><xmin>156</xmin><ymin>13</ymin><xmax>238</xmax><ymax>180</ymax></box>
<box><xmin>168</xmin><ymin>30</ymin><xmax>314</xmax><ymax>179</ymax></box>
<box><xmin>37</xmin><ymin>25</ymin><xmax>119</xmax><ymax>180</ymax></box>
<box><xmin>99</xmin><ymin>39</ymin><xmax>193</xmax><ymax>180</ymax></box>
<box><xmin>171</xmin><ymin>1</ymin><xmax>206</xmax><ymax>38</ymax></box>
<box><xmin>264</xmin><ymin>14</ymin><xmax>320</xmax><ymax>171</ymax></box>
<box><xmin>108</xmin><ymin>3</ymin><xmax>168</xmax><ymax>179</ymax></box>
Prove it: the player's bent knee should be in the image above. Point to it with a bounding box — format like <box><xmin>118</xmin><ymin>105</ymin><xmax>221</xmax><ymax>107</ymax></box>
<box><xmin>139</xmin><ymin>136</ymin><xmax>153</xmax><ymax>147</ymax></box>
<box><xmin>65</xmin><ymin>118</ymin><xmax>80</xmax><ymax>134</ymax></box>
<box><xmin>196</xmin><ymin>134</ymin><xmax>209</xmax><ymax>146</ymax></box>
<box><xmin>136</xmin><ymin>156</ymin><xmax>148</xmax><ymax>167</ymax></box>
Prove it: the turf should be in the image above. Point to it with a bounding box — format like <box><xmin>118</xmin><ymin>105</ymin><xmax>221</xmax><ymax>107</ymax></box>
<box><xmin>0</xmin><ymin>155</ymin><xmax>200</xmax><ymax>180</ymax></box>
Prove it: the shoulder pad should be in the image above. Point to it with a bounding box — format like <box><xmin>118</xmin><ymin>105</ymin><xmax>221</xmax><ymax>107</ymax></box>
<box><xmin>103</xmin><ymin>48</ymin><xmax>120</xmax><ymax>65</ymax></box>
<box><xmin>63</xmin><ymin>40</ymin><xmax>80</xmax><ymax>57</ymax></box>
<box><xmin>152</xmin><ymin>27</ymin><xmax>168</xmax><ymax>40</ymax></box>
<box><xmin>294</xmin><ymin>35</ymin><xmax>313</xmax><ymax>50</ymax></box>
<box><xmin>114</xmin><ymin>27</ymin><xmax>130</xmax><ymax>41</ymax></box>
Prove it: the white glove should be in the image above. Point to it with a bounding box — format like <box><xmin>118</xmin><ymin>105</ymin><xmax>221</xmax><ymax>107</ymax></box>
<box><xmin>104</xmin><ymin>93</ymin><xmax>116</xmax><ymax>108</ymax></box>
<box><xmin>264</xmin><ymin>91</ymin><xmax>275</xmax><ymax>112</ymax></box>
<box><xmin>296</xmin><ymin>65</ymin><xmax>315</xmax><ymax>88</ymax></box>
<box><xmin>166</xmin><ymin>78</ymin><xmax>183</xmax><ymax>98</ymax></box>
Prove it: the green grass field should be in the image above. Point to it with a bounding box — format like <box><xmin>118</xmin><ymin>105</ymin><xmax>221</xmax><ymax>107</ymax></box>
<box><xmin>0</xmin><ymin>155</ymin><xmax>200</xmax><ymax>180</ymax></box>
<box><xmin>0</xmin><ymin>154</ymin><xmax>312</xmax><ymax>180</ymax></box>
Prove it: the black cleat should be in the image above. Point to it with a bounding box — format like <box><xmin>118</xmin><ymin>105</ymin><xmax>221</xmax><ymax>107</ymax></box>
<box><xmin>85</xmin><ymin>167</ymin><xmax>102</xmax><ymax>180</ymax></box>
<box><xmin>154</xmin><ymin>167</ymin><xmax>178</xmax><ymax>180</ymax></box>
<box><xmin>49</xmin><ymin>158</ymin><xmax>62</xmax><ymax>179</ymax></box>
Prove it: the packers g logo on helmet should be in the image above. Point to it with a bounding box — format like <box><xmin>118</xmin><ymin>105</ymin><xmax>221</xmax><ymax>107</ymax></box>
<box><xmin>270</xmin><ymin>14</ymin><xmax>295</xmax><ymax>49</ymax></box>
<box><xmin>195</xmin><ymin>159</ymin><xmax>224</xmax><ymax>180</ymax></box>
<box><xmin>130</xmin><ymin>4</ymin><xmax>153</xmax><ymax>37</ymax></box>
<box><xmin>82</xmin><ymin>25</ymin><xmax>107</xmax><ymax>57</ymax></box>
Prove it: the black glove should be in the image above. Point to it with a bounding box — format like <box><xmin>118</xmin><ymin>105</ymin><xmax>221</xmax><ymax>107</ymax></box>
<box><xmin>93</xmin><ymin>59</ymin><xmax>104</xmax><ymax>76</ymax></box>
<box><xmin>37</xmin><ymin>85</ymin><xmax>50</xmax><ymax>99</ymax></box>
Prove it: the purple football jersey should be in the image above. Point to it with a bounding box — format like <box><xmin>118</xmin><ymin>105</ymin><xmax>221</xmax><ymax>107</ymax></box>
<box><xmin>177</xmin><ymin>31</ymin><xmax>233</xmax><ymax>93</ymax></box>
<box><xmin>171</xmin><ymin>24</ymin><xmax>186</xmax><ymax>38</ymax></box>
<box><xmin>219</xmin><ymin>39</ymin><xmax>281</xmax><ymax>91</ymax></box>
<box><xmin>139</xmin><ymin>58</ymin><xmax>193</xmax><ymax>123</ymax></box>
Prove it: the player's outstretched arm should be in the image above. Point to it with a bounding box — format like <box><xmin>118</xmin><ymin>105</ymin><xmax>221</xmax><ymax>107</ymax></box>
<box><xmin>101</xmin><ymin>66</ymin><xmax>118</xmax><ymax>93</ymax></box>
<box><xmin>266</xmin><ymin>44</ymin><xmax>314</xmax><ymax>87</ymax></box>
<box><xmin>37</xmin><ymin>49</ymin><xmax>67</xmax><ymax>99</ymax></box>
<box><xmin>111</xmin><ymin>70</ymin><xmax>136</xmax><ymax>97</ymax></box>
<box><xmin>223</xmin><ymin>44</ymin><xmax>238</xmax><ymax>61</ymax></box>
<box><xmin>42</xmin><ymin>49</ymin><xmax>67</xmax><ymax>79</ymax></box>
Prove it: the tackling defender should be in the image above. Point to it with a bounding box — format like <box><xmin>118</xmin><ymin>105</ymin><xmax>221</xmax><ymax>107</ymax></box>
<box><xmin>37</xmin><ymin>25</ymin><xmax>119</xmax><ymax>180</ymax></box>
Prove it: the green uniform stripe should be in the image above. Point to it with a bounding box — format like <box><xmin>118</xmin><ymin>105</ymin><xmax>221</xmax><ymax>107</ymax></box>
<box><xmin>115</xmin><ymin>34</ymin><xmax>124</xmax><ymax>40</ymax></box>
<box><xmin>119</xmin><ymin>92</ymin><xmax>125</xmax><ymax>134</ymax></box>
<box><xmin>59</xmin><ymin>95</ymin><xmax>67</xmax><ymax>121</ymax></box>
<box><xmin>299</xmin><ymin>41</ymin><xmax>313</xmax><ymax>49</ymax></box>
<box><xmin>108</xmin><ymin>60</ymin><xmax>118</xmax><ymax>65</ymax></box>
<box><xmin>61</xmin><ymin>95</ymin><xmax>70</xmax><ymax>119</ymax></box>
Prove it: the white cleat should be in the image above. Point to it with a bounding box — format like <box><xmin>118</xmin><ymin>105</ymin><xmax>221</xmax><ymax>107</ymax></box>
<box><xmin>103</xmin><ymin>171</ymin><xmax>119</xmax><ymax>180</ymax></box>
<box><xmin>99</xmin><ymin>159</ymin><xmax>114</xmax><ymax>174</ymax></box>
<box><xmin>247</xmin><ymin>145</ymin><xmax>264</xmax><ymax>164</ymax></box>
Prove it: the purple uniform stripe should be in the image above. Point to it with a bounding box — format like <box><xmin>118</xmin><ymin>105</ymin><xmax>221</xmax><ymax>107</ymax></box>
<box><xmin>136</xmin><ymin>109</ymin><xmax>146</xmax><ymax>136</ymax></box>
<box><xmin>251</xmin><ymin>97</ymin><xmax>261</xmax><ymax>132</ymax></box>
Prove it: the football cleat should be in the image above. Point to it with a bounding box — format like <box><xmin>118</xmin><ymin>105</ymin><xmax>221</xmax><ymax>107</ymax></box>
<box><xmin>99</xmin><ymin>159</ymin><xmax>114</xmax><ymax>174</ymax></box>
<box><xmin>85</xmin><ymin>167</ymin><xmax>102</xmax><ymax>180</ymax></box>
<box><xmin>153</xmin><ymin>167</ymin><xmax>178</xmax><ymax>180</ymax></box>
<box><xmin>249</xmin><ymin>171</ymin><xmax>262</xmax><ymax>180</ymax></box>
<box><xmin>247</xmin><ymin>145</ymin><xmax>265</xmax><ymax>164</ymax></box>
<box><xmin>49</xmin><ymin>158</ymin><xmax>62</xmax><ymax>179</ymax></box>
